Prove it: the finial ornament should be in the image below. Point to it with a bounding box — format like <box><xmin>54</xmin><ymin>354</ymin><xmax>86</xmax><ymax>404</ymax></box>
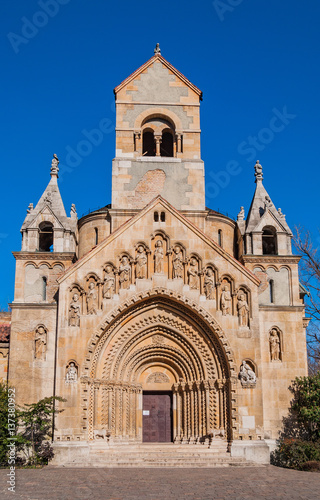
<box><xmin>254</xmin><ymin>160</ymin><xmax>263</xmax><ymax>182</ymax></box>
<box><xmin>154</xmin><ymin>43</ymin><xmax>161</xmax><ymax>55</ymax></box>
<box><xmin>51</xmin><ymin>153</ymin><xmax>59</xmax><ymax>176</ymax></box>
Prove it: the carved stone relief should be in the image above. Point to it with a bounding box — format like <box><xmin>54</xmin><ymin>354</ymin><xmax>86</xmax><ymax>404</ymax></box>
<box><xmin>239</xmin><ymin>360</ymin><xmax>256</xmax><ymax>387</ymax></box>
<box><xmin>269</xmin><ymin>328</ymin><xmax>281</xmax><ymax>362</ymax></box>
<box><xmin>66</xmin><ymin>362</ymin><xmax>78</xmax><ymax>384</ymax></box>
<box><xmin>152</xmin><ymin>334</ymin><xmax>166</xmax><ymax>345</ymax></box>
<box><xmin>69</xmin><ymin>293</ymin><xmax>81</xmax><ymax>327</ymax></box>
<box><xmin>172</xmin><ymin>245</ymin><xmax>183</xmax><ymax>279</ymax></box>
<box><xmin>146</xmin><ymin>372</ymin><xmax>170</xmax><ymax>384</ymax></box>
<box><xmin>103</xmin><ymin>265</ymin><xmax>115</xmax><ymax>299</ymax></box>
<box><xmin>237</xmin><ymin>292</ymin><xmax>249</xmax><ymax>327</ymax></box>
<box><xmin>204</xmin><ymin>267</ymin><xmax>215</xmax><ymax>299</ymax></box>
<box><xmin>87</xmin><ymin>282</ymin><xmax>98</xmax><ymax>315</ymax></box>
<box><xmin>119</xmin><ymin>256</ymin><xmax>131</xmax><ymax>289</ymax></box>
<box><xmin>135</xmin><ymin>245</ymin><xmax>147</xmax><ymax>279</ymax></box>
<box><xmin>154</xmin><ymin>239</ymin><xmax>164</xmax><ymax>273</ymax></box>
<box><xmin>188</xmin><ymin>257</ymin><xmax>199</xmax><ymax>290</ymax></box>
<box><xmin>35</xmin><ymin>325</ymin><xmax>47</xmax><ymax>360</ymax></box>
<box><xmin>220</xmin><ymin>283</ymin><xmax>232</xmax><ymax>316</ymax></box>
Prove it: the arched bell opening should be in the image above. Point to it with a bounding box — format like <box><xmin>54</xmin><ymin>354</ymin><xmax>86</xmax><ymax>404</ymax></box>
<box><xmin>39</xmin><ymin>221</ymin><xmax>54</xmax><ymax>252</ymax></box>
<box><xmin>83</xmin><ymin>292</ymin><xmax>236</xmax><ymax>445</ymax></box>
<box><xmin>142</xmin><ymin>129</ymin><xmax>155</xmax><ymax>156</ymax></box>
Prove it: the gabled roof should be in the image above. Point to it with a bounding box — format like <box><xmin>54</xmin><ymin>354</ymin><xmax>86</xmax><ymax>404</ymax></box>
<box><xmin>114</xmin><ymin>53</ymin><xmax>203</xmax><ymax>99</ymax></box>
<box><xmin>58</xmin><ymin>195</ymin><xmax>259</xmax><ymax>286</ymax></box>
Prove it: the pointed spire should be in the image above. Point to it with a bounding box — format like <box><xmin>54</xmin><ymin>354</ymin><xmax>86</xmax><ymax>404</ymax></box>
<box><xmin>154</xmin><ymin>43</ymin><xmax>161</xmax><ymax>55</ymax></box>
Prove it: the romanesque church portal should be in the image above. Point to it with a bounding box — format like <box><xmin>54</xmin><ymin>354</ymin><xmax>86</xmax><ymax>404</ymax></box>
<box><xmin>7</xmin><ymin>46</ymin><xmax>308</xmax><ymax>464</ymax></box>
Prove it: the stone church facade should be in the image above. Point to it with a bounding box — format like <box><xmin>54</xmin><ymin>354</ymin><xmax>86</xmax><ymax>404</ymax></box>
<box><xmin>8</xmin><ymin>47</ymin><xmax>308</xmax><ymax>464</ymax></box>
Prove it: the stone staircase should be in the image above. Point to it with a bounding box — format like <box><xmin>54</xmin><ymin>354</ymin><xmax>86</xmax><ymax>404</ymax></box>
<box><xmin>51</xmin><ymin>442</ymin><xmax>264</xmax><ymax>468</ymax></box>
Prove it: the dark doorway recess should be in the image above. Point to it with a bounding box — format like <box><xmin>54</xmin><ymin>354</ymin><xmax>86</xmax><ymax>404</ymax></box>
<box><xmin>142</xmin><ymin>391</ymin><xmax>172</xmax><ymax>442</ymax></box>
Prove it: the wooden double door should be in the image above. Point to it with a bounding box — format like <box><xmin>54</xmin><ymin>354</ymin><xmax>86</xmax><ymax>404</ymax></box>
<box><xmin>142</xmin><ymin>391</ymin><xmax>172</xmax><ymax>442</ymax></box>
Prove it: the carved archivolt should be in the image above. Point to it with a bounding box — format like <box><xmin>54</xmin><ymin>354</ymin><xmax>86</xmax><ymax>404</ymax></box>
<box><xmin>80</xmin><ymin>288</ymin><xmax>239</xmax><ymax>443</ymax></box>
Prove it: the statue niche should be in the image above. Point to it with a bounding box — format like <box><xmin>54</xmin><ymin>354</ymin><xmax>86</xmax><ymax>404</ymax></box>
<box><xmin>237</xmin><ymin>290</ymin><xmax>250</xmax><ymax>327</ymax></box>
<box><xmin>119</xmin><ymin>255</ymin><xmax>131</xmax><ymax>289</ymax></box>
<box><xmin>269</xmin><ymin>328</ymin><xmax>281</xmax><ymax>362</ymax></box>
<box><xmin>87</xmin><ymin>281</ymin><xmax>98</xmax><ymax>315</ymax></box>
<box><xmin>135</xmin><ymin>245</ymin><xmax>148</xmax><ymax>279</ymax></box>
<box><xmin>69</xmin><ymin>291</ymin><xmax>81</xmax><ymax>327</ymax></box>
<box><xmin>187</xmin><ymin>257</ymin><xmax>199</xmax><ymax>290</ymax></box>
<box><xmin>220</xmin><ymin>280</ymin><xmax>232</xmax><ymax>316</ymax></box>
<box><xmin>204</xmin><ymin>267</ymin><xmax>215</xmax><ymax>300</ymax></box>
<box><xmin>154</xmin><ymin>239</ymin><xmax>164</xmax><ymax>273</ymax></box>
<box><xmin>239</xmin><ymin>360</ymin><xmax>257</xmax><ymax>387</ymax></box>
<box><xmin>172</xmin><ymin>245</ymin><xmax>184</xmax><ymax>279</ymax></box>
<box><xmin>34</xmin><ymin>325</ymin><xmax>47</xmax><ymax>360</ymax></box>
<box><xmin>103</xmin><ymin>264</ymin><xmax>115</xmax><ymax>299</ymax></box>
<box><xmin>65</xmin><ymin>361</ymin><xmax>78</xmax><ymax>384</ymax></box>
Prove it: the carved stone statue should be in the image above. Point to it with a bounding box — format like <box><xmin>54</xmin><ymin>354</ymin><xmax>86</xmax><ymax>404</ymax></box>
<box><xmin>172</xmin><ymin>246</ymin><xmax>183</xmax><ymax>279</ymax></box>
<box><xmin>154</xmin><ymin>43</ymin><xmax>161</xmax><ymax>54</ymax></box>
<box><xmin>135</xmin><ymin>245</ymin><xmax>147</xmax><ymax>279</ymax></box>
<box><xmin>264</xmin><ymin>195</ymin><xmax>272</xmax><ymax>208</ymax></box>
<box><xmin>103</xmin><ymin>265</ymin><xmax>115</xmax><ymax>299</ymax></box>
<box><xmin>65</xmin><ymin>362</ymin><xmax>77</xmax><ymax>384</ymax></box>
<box><xmin>237</xmin><ymin>206</ymin><xmax>245</xmax><ymax>221</ymax></box>
<box><xmin>35</xmin><ymin>325</ymin><xmax>47</xmax><ymax>360</ymax></box>
<box><xmin>70</xmin><ymin>204</ymin><xmax>77</xmax><ymax>217</ymax></box>
<box><xmin>27</xmin><ymin>203</ymin><xmax>33</xmax><ymax>214</ymax></box>
<box><xmin>269</xmin><ymin>328</ymin><xmax>281</xmax><ymax>361</ymax></box>
<box><xmin>204</xmin><ymin>268</ymin><xmax>215</xmax><ymax>300</ymax></box>
<box><xmin>69</xmin><ymin>293</ymin><xmax>81</xmax><ymax>327</ymax></box>
<box><xmin>278</xmin><ymin>208</ymin><xmax>285</xmax><ymax>218</ymax></box>
<box><xmin>87</xmin><ymin>282</ymin><xmax>98</xmax><ymax>314</ymax></box>
<box><xmin>119</xmin><ymin>256</ymin><xmax>131</xmax><ymax>289</ymax></box>
<box><xmin>220</xmin><ymin>285</ymin><xmax>232</xmax><ymax>315</ymax></box>
<box><xmin>51</xmin><ymin>153</ymin><xmax>59</xmax><ymax>175</ymax></box>
<box><xmin>43</xmin><ymin>191</ymin><xmax>52</xmax><ymax>206</ymax></box>
<box><xmin>187</xmin><ymin>257</ymin><xmax>199</xmax><ymax>289</ymax></box>
<box><xmin>239</xmin><ymin>360</ymin><xmax>256</xmax><ymax>386</ymax></box>
<box><xmin>237</xmin><ymin>292</ymin><xmax>249</xmax><ymax>327</ymax></box>
<box><xmin>154</xmin><ymin>240</ymin><xmax>164</xmax><ymax>273</ymax></box>
<box><xmin>254</xmin><ymin>160</ymin><xmax>263</xmax><ymax>181</ymax></box>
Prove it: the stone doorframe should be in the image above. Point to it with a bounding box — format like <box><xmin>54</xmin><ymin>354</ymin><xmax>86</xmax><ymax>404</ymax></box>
<box><xmin>80</xmin><ymin>288</ymin><xmax>239</xmax><ymax>443</ymax></box>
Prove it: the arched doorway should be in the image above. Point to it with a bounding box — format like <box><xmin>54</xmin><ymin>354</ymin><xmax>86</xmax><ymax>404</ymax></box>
<box><xmin>82</xmin><ymin>292</ymin><xmax>236</xmax><ymax>445</ymax></box>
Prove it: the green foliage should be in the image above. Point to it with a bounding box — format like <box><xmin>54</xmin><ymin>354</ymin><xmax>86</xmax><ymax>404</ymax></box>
<box><xmin>271</xmin><ymin>439</ymin><xmax>320</xmax><ymax>470</ymax></box>
<box><xmin>17</xmin><ymin>396</ymin><xmax>65</xmax><ymax>466</ymax></box>
<box><xmin>271</xmin><ymin>373</ymin><xmax>320</xmax><ymax>471</ymax></box>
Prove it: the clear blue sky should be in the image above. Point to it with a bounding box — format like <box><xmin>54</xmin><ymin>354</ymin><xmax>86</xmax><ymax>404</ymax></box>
<box><xmin>0</xmin><ymin>0</ymin><xmax>319</xmax><ymax>309</ymax></box>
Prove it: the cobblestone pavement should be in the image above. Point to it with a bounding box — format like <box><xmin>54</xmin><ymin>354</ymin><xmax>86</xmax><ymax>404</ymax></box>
<box><xmin>1</xmin><ymin>466</ymin><xmax>320</xmax><ymax>500</ymax></box>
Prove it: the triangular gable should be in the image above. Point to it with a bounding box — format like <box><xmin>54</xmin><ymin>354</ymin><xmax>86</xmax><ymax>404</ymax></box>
<box><xmin>58</xmin><ymin>196</ymin><xmax>259</xmax><ymax>286</ymax></box>
<box><xmin>251</xmin><ymin>209</ymin><xmax>290</xmax><ymax>234</ymax></box>
<box><xmin>114</xmin><ymin>54</ymin><xmax>203</xmax><ymax>99</ymax></box>
<box><xmin>25</xmin><ymin>205</ymin><xmax>65</xmax><ymax>230</ymax></box>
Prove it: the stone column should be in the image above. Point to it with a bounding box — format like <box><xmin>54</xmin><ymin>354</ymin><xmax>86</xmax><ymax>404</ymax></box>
<box><xmin>155</xmin><ymin>135</ymin><xmax>162</xmax><ymax>156</ymax></box>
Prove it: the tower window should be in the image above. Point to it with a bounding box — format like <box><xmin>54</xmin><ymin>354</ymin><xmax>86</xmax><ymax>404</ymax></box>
<box><xmin>160</xmin><ymin>131</ymin><xmax>173</xmax><ymax>157</ymax></box>
<box><xmin>218</xmin><ymin>229</ymin><xmax>223</xmax><ymax>247</ymax></box>
<box><xmin>39</xmin><ymin>222</ymin><xmax>53</xmax><ymax>252</ymax></box>
<box><xmin>262</xmin><ymin>226</ymin><xmax>277</xmax><ymax>255</ymax></box>
<box><xmin>160</xmin><ymin>212</ymin><xmax>165</xmax><ymax>222</ymax></box>
<box><xmin>154</xmin><ymin>211</ymin><xmax>159</xmax><ymax>222</ymax></box>
<box><xmin>143</xmin><ymin>130</ymin><xmax>155</xmax><ymax>156</ymax></box>
<box><xmin>94</xmin><ymin>227</ymin><xmax>98</xmax><ymax>246</ymax></box>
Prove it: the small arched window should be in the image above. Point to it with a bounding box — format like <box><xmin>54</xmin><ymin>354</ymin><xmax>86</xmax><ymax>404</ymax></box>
<box><xmin>39</xmin><ymin>222</ymin><xmax>53</xmax><ymax>252</ymax></box>
<box><xmin>142</xmin><ymin>130</ymin><xmax>155</xmax><ymax>156</ymax></box>
<box><xmin>218</xmin><ymin>229</ymin><xmax>223</xmax><ymax>247</ymax></box>
<box><xmin>94</xmin><ymin>227</ymin><xmax>98</xmax><ymax>246</ymax></box>
<box><xmin>262</xmin><ymin>226</ymin><xmax>277</xmax><ymax>255</ymax></box>
<box><xmin>269</xmin><ymin>279</ymin><xmax>274</xmax><ymax>303</ymax></box>
<box><xmin>42</xmin><ymin>276</ymin><xmax>47</xmax><ymax>301</ymax></box>
<box><xmin>160</xmin><ymin>131</ymin><xmax>173</xmax><ymax>157</ymax></box>
<box><xmin>160</xmin><ymin>212</ymin><xmax>165</xmax><ymax>222</ymax></box>
<box><xmin>154</xmin><ymin>211</ymin><xmax>159</xmax><ymax>222</ymax></box>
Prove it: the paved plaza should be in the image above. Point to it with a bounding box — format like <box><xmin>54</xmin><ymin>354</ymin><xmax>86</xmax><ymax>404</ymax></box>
<box><xmin>0</xmin><ymin>466</ymin><xmax>320</xmax><ymax>500</ymax></box>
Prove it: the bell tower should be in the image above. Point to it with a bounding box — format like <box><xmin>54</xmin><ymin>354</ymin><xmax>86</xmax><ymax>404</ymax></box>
<box><xmin>111</xmin><ymin>44</ymin><xmax>205</xmax><ymax>212</ymax></box>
